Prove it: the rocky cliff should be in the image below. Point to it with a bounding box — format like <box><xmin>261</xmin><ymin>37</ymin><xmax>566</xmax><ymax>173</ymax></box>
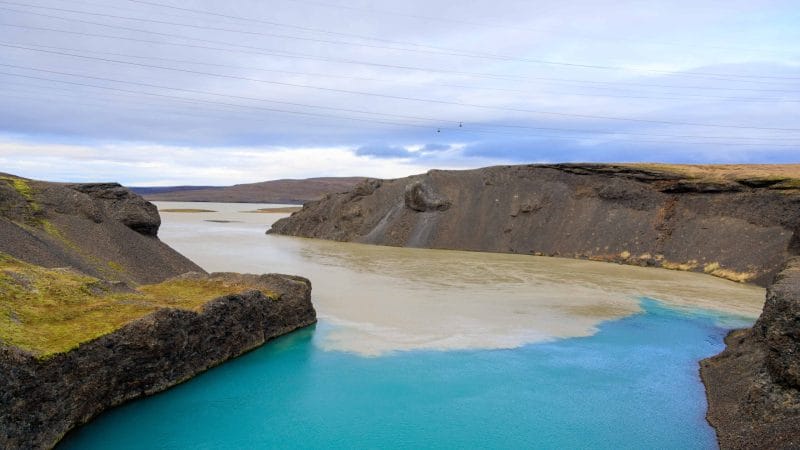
<box><xmin>0</xmin><ymin>174</ymin><xmax>317</xmax><ymax>449</ymax></box>
<box><xmin>1</xmin><ymin>272</ymin><xmax>315</xmax><ymax>449</ymax></box>
<box><xmin>0</xmin><ymin>174</ymin><xmax>201</xmax><ymax>284</ymax></box>
<box><xmin>701</xmin><ymin>258</ymin><xmax>800</xmax><ymax>449</ymax></box>
<box><xmin>269</xmin><ymin>163</ymin><xmax>800</xmax><ymax>447</ymax></box>
<box><xmin>270</xmin><ymin>164</ymin><xmax>800</xmax><ymax>286</ymax></box>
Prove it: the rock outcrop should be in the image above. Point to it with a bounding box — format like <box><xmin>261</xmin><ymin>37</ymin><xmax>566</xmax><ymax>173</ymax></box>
<box><xmin>0</xmin><ymin>272</ymin><xmax>315</xmax><ymax>449</ymax></box>
<box><xmin>68</xmin><ymin>182</ymin><xmax>162</xmax><ymax>236</ymax></box>
<box><xmin>0</xmin><ymin>174</ymin><xmax>318</xmax><ymax>449</ymax></box>
<box><xmin>701</xmin><ymin>258</ymin><xmax>800</xmax><ymax>449</ymax></box>
<box><xmin>0</xmin><ymin>174</ymin><xmax>200</xmax><ymax>284</ymax></box>
<box><xmin>270</xmin><ymin>164</ymin><xmax>800</xmax><ymax>287</ymax></box>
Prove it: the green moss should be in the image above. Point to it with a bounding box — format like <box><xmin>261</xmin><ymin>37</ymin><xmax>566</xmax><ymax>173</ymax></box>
<box><xmin>107</xmin><ymin>261</ymin><xmax>124</xmax><ymax>272</ymax></box>
<box><xmin>1</xmin><ymin>176</ymin><xmax>40</xmax><ymax>211</ymax></box>
<box><xmin>0</xmin><ymin>254</ymin><xmax>275</xmax><ymax>358</ymax></box>
<box><xmin>40</xmin><ymin>219</ymin><xmax>62</xmax><ymax>238</ymax></box>
<box><xmin>10</xmin><ymin>178</ymin><xmax>34</xmax><ymax>200</ymax></box>
<box><xmin>773</xmin><ymin>179</ymin><xmax>800</xmax><ymax>190</ymax></box>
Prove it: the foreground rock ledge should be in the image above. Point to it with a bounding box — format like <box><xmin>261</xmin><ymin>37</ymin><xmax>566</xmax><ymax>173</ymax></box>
<box><xmin>701</xmin><ymin>257</ymin><xmax>800</xmax><ymax>450</ymax></box>
<box><xmin>0</xmin><ymin>272</ymin><xmax>316</xmax><ymax>450</ymax></box>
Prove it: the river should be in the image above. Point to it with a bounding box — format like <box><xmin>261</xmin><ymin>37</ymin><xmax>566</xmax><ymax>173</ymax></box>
<box><xmin>58</xmin><ymin>201</ymin><xmax>765</xmax><ymax>449</ymax></box>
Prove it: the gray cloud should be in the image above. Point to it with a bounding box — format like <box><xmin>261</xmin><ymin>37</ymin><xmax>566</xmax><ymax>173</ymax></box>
<box><xmin>355</xmin><ymin>144</ymin><xmax>413</xmax><ymax>158</ymax></box>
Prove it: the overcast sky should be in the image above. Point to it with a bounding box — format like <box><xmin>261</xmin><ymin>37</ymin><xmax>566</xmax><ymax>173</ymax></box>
<box><xmin>1</xmin><ymin>0</ymin><xmax>798</xmax><ymax>185</ymax></box>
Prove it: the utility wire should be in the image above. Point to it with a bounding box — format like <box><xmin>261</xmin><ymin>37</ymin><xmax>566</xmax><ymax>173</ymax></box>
<box><xmin>3</xmin><ymin>23</ymin><xmax>796</xmax><ymax>95</ymax></box>
<box><xmin>2</xmin><ymin>64</ymin><xmax>799</xmax><ymax>144</ymax></box>
<box><xmin>0</xmin><ymin>71</ymin><xmax>442</xmax><ymax>129</ymax></box>
<box><xmin>7</xmin><ymin>41</ymin><xmax>795</xmax><ymax>104</ymax></box>
<box><xmin>278</xmin><ymin>0</ymin><xmax>796</xmax><ymax>56</ymax></box>
<box><xmin>3</xmin><ymin>79</ymin><xmax>796</xmax><ymax>148</ymax></box>
<box><xmin>3</xmin><ymin>42</ymin><xmax>799</xmax><ymax>133</ymax></box>
<box><xmin>114</xmin><ymin>0</ymin><xmax>799</xmax><ymax>81</ymax></box>
<box><xmin>2</xmin><ymin>2</ymin><xmax>797</xmax><ymax>83</ymax></box>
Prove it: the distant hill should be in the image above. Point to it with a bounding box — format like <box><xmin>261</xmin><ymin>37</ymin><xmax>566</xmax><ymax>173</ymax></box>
<box><xmin>132</xmin><ymin>177</ymin><xmax>366</xmax><ymax>204</ymax></box>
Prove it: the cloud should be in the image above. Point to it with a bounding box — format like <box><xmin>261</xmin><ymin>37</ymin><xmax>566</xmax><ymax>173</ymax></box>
<box><xmin>420</xmin><ymin>143</ymin><xmax>452</xmax><ymax>152</ymax></box>
<box><xmin>0</xmin><ymin>137</ymin><xmax>504</xmax><ymax>185</ymax></box>
<box><xmin>354</xmin><ymin>144</ymin><xmax>414</xmax><ymax>158</ymax></box>
<box><xmin>0</xmin><ymin>0</ymin><xmax>797</xmax><ymax>183</ymax></box>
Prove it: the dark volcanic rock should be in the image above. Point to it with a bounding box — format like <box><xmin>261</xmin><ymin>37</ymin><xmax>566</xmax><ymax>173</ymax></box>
<box><xmin>68</xmin><ymin>183</ymin><xmax>161</xmax><ymax>236</ymax></box>
<box><xmin>0</xmin><ymin>273</ymin><xmax>316</xmax><ymax>450</ymax></box>
<box><xmin>0</xmin><ymin>174</ymin><xmax>318</xmax><ymax>449</ymax></box>
<box><xmin>701</xmin><ymin>258</ymin><xmax>800</xmax><ymax>450</ymax></box>
<box><xmin>404</xmin><ymin>180</ymin><xmax>451</xmax><ymax>212</ymax></box>
<box><xmin>0</xmin><ymin>176</ymin><xmax>200</xmax><ymax>284</ymax></box>
<box><xmin>270</xmin><ymin>164</ymin><xmax>800</xmax><ymax>287</ymax></box>
<box><xmin>758</xmin><ymin>259</ymin><xmax>800</xmax><ymax>389</ymax></box>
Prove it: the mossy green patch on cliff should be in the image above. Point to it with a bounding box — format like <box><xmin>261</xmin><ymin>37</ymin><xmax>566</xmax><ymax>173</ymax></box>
<box><xmin>0</xmin><ymin>254</ymin><xmax>276</xmax><ymax>358</ymax></box>
<box><xmin>3</xmin><ymin>177</ymin><xmax>34</xmax><ymax>201</ymax></box>
<box><xmin>772</xmin><ymin>179</ymin><xmax>800</xmax><ymax>190</ymax></box>
<box><xmin>0</xmin><ymin>176</ymin><xmax>40</xmax><ymax>211</ymax></box>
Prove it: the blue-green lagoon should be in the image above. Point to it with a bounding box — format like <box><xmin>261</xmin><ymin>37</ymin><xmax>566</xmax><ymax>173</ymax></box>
<box><xmin>58</xmin><ymin>203</ymin><xmax>765</xmax><ymax>449</ymax></box>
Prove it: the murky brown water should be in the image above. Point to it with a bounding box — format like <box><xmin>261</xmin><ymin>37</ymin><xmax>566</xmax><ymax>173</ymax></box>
<box><xmin>156</xmin><ymin>202</ymin><xmax>765</xmax><ymax>356</ymax></box>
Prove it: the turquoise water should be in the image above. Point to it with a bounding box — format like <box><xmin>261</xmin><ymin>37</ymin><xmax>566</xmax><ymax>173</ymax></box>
<box><xmin>58</xmin><ymin>299</ymin><xmax>751</xmax><ymax>449</ymax></box>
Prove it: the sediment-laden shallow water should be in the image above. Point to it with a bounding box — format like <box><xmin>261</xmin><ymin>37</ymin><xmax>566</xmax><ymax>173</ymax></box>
<box><xmin>59</xmin><ymin>202</ymin><xmax>765</xmax><ymax>449</ymax></box>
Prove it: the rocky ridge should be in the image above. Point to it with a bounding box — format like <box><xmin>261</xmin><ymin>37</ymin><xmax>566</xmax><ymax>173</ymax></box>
<box><xmin>135</xmin><ymin>176</ymin><xmax>366</xmax><ymax>204</ymax></box>
<box><xmin>270</xmin><ymin>164</ymin><xmax>800</xmax><ymax>286</ymax></box>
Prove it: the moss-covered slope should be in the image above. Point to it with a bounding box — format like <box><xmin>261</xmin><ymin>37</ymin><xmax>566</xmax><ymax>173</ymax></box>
<box><xmin>0</xmin><ymin>253</ymin><xmax>281</xmax><ymax>357</ymax></box>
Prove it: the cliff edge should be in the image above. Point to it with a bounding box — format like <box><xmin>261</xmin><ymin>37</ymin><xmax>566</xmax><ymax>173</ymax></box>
<box><xmin>270</xmin><ymin>163</ymin><xmax>800</xmax><ymax>286</ymax></box>
<box><xmin>701</xmin><ymin>258</ymin><xmax>800</xmax><ymax>449</ymax></box>
<box><xmin>0</xmin><ymin>175</ymin><xmax>317</xmax><ymax>449</ymax></box>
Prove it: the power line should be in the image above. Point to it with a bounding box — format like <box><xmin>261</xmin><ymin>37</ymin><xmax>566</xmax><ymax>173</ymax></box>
<box><xmin>3</xmin><ymin>2</ymin><xmax>797</xmax><ymax>83</ymax></box>
<box><xmin>0</xmin><ymin>21</ymin><xmax>543</xmax><ymax>83</ymax></box>
<box><xmin>278</xmin><ymin>0</ymin><xmax>796</xmax><ymax>56</ymax></box>
<box><xmin>0</xmin><ymin>63</ymin><xmax>447</xmax><ymax>125</ymax></box>
<box><xmin>0</xmin><ymin>1</ymin><xmax>503</xmax><ymax>60</ymax></box>
<box><xmin>4</xmin><ymin>78</ymin><xmax>796</xmax><ymax>148</ymax></box>
<box><xmin>0</xmin><ymin>71</ymin><xmax>443</xmax><ymax>130</ymax></box>
<box><xmin>8</xmin><ymin>41</ymin><xmax>795</xmax><ymax>104</ymax></box>
<box><xmin>4</xmin><ymin>22</ymin><xmax>796</xmax><ymax>95</ymax></box>
<box><xmin>4</xmin><ymin>42</ymin><xmax>799</xmax><ymax>133</ymax></box>
<box><xmin>115</xmin><ymin>0</ymin><xmax>800</xmax><ymax>81</ymax></box>
<box><xmin>2</xmin><ymin>64</ymin><xmax>799</xmax><ymax>145</ymax></box>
